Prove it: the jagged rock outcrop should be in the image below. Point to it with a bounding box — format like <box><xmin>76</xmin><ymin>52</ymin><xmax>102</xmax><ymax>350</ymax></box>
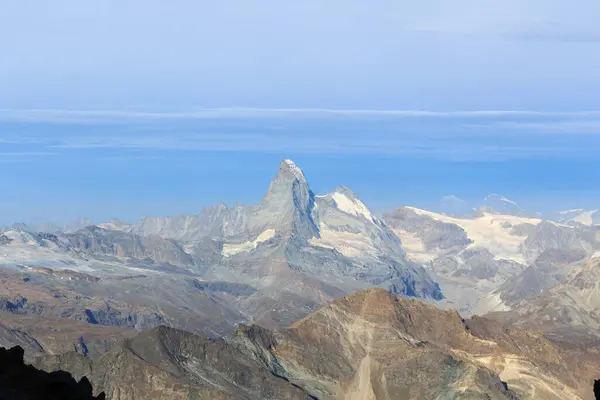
<box><xmin>0</xmin><ymin>322</ymin><xmax>44</xmax><ymax>358</ymax></box>
<box><xmin>66</xmin><ymin>226</ymin><xmax>195</xmax><ymax>267</ymax></box>
<box><xmin>0</xmin><ymin>346</ymin><xmax>104</xmax><ymax>399</ymax></box>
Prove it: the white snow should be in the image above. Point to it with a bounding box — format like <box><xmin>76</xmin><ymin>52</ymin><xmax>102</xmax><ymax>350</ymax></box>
<box><xmin>222</xmin><ymin>229</ymin><xmax>276</xmax><ymax>257</ymax></box>
<box><xmin>97</xmin><ymin>221</ymin><xmax>130</xmax><ymax>231</ymax></box>
<box><xmin>472</xmin><ymin>292</ymin><xmax>511</xmax><ymax>314</ymax></box>
<box><xmin>309</xmin><ymin>227</ymin><xmax>376</xmax><ymax>259</ymax></box>
<box><xmin>331</xmin><ymin>192</ymin><xmax>374</xmax><ymax>222</ymax></box>
<box><xmin>545</xmin><ymin>220</ymin><xmax>574</xmax><ymax>228</ymax></box>
<box><xmin>391</xmin><ymin>229</ymin><xmax>437</xmax><ymax>263</ymax></box>
<box><xmin>406</xmin><ymin>207</ymin><xmax>543</xmax><ymax>263</ymax></box>
<box><xmin>571</xmin><ymin>209</ymin><xmax>598</xmax><ymax>226</ymax></box>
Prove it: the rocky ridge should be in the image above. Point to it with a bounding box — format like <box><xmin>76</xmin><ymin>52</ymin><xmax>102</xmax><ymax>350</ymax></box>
<box><xmin>35</xmin><ymin>289</ymin><xmax>600</xmax><ymax>400</ymax></box>
<box><xmin>0</xmin><ymin>345</ymin><xmax>104</xmax><ymax>399</ymax></box>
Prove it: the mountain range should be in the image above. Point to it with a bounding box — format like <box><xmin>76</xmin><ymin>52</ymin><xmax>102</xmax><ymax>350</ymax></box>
<box><xmin>1</xmin><ymin>159</ymin><xmax>600</xmax><ymax>399</ymax></box>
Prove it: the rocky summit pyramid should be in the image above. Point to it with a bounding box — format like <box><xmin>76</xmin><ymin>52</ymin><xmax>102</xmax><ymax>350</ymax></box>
<box><xmin>35</xmin><ymin>288</ymin><xmax>600</xmax><ymax>400</ymax></box>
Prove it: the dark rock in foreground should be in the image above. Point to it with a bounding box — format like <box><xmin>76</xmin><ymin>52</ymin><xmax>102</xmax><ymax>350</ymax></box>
<box><xmin>0</xmin><ymin>345</ymin><xmax>104</xmax><ymax>400</ymax></box>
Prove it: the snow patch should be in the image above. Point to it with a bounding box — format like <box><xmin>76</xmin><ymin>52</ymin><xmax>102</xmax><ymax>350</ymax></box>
<box><xmin>545</xmin><ymin>220</ymin><xmax>574</xmax><ymax>228</ymax></box>
<box><xmin>222</xmin><ymin>229</ymin><xmax>276</xmax><ymax>257</ymax></box>
<box><xmin>391</xmin><ymin>229</ymin><xmax>437</xmax><ymax>263</ymax></box>
<box><xmin>309</xmin><ymin>227</ymin><xmax>376</xmax><ymax>258</ymax></box>
<box><xmin>472</xmin><ymin>292</ymin><xmax>511</xmax><ymax>315</ymax></box>
<box><xmin>332</xmin><ymin>192</ymin><xmax>374</xmax><ymax>222</ymax></box>
<box><xmin>571</xmin><ymin>209</ymin><xmax>599</xmax><ymax>226</ymax></box>
<box><xmin>406</xmin><ymin>207</ymin><xmax>543</xmax><ymax>263</ymax></box>
<box><xmin>97</xmin><ymin>221</ymin><xmax>130</xmax><ymax>231</ymax></box>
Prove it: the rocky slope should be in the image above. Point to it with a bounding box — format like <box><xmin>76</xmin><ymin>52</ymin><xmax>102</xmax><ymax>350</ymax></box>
<box><xmin>487</xmin><ymin>256</ymin><xmax>600</xmax><ymax>344</ymax></box>
<box><xmin>36</xmin><ymin>289</ymin><xmax>600</xmax><ymax>400</ymax></box>
<box><xmin>66</xmin><ymin>226</ymin><xmax>195</xmax><ymax>267</ymax></box>
<box><xmin>0</xmin><ymin>321</ymin><xmax>44</xmax><ymax>358</ymax></box>
<box><xmin>0</xmin><ymin>267</ymin><xmax>250</xmax><ymax>356</ymax></box>
<box><xmin>36</xmin><ymin>326</ymin><xmax>313</xmax><ymax>400</ymax></box>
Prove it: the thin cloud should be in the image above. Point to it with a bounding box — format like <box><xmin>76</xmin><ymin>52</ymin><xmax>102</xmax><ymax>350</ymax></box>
<box><xmin>0</xmin><ymin>152</ymin><xmax>56</xmax><ymax>156</ymax></box>
<box><xmin>2</xmin><ymin>113</ymin><xmax>600</xmax><ymax>162</ymax></box>
<box><xmin>97</xmin><ymin>155</ymin><xmax>168</xmax><ymax>161</ymax></box>
<box><xmin>21</xmin><ymin>132</ymin><xmax>600</xmax><ymax>162</ymax></box>
<box><xmin>2</xmin><ymin>108</ymin><xmax>600</xmax><ymax>124</ymax></box>
<box><xmin>467</xmin><ymin>119</ymin><xmax>600</xmax><ymax>133</ymax></box>
<box><xmin>503</xmin><ymin>21</ymin><xmax>600</xmax><ymax>43</ymax></box>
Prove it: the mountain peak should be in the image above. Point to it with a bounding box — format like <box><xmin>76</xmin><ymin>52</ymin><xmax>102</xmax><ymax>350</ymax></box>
<box><xmin>334</xmin><ymin>184</ymin><xmax>358</xmax><ymax>198</ymax></box>
<box><xmin>293</xmin><ymin>288</ymin><xmax>464</xmax><ymax>344</ymax></box>
<box><xmin>278</xmin><ymin>159</ymin><xmax>306</xmax><ymax>181</ymax></box>
<box><xmin>261</xmin><ymin>159</ymin><xmax>318</xmax><ymax>238</ymax></box>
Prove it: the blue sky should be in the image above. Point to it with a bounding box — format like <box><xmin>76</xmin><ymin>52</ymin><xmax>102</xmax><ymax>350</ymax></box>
<box><xmin>1</xmin><ymin>1</ymin><xmax>600</xmax><ymax>224</ymax></box>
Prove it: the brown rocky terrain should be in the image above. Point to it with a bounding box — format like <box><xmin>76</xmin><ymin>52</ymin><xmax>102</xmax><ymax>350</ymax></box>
<box><xmin>35</xmin><ymin>288</ymin><xmax>600</xmax><ymax>400</ymax></box>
